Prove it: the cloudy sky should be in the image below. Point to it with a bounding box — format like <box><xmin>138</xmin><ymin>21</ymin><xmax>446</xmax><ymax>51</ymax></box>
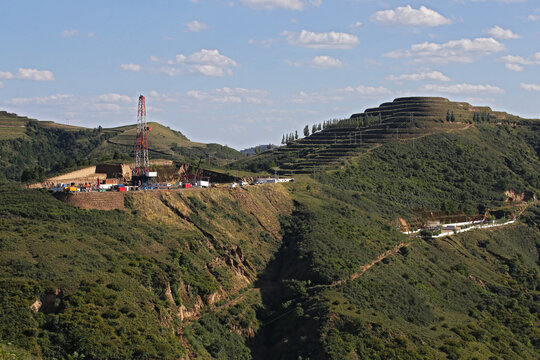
<box><xmin>1</xmin><ymin>0</ymin><xmax>539</xmax><ymax>149</ymax></box>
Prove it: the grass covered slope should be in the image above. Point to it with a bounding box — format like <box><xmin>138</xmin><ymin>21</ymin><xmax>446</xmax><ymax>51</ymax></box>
<box><xmin>2</xmin><ymin>97</ymin><xmax>539</xmax><ymax>359</ymax></box>
<box><xmin>249</xmin><ymin>120</ymin><xmax>540</xmax><ymax>359</ymax></box>
<box><xmin>91</xmin><ymin>122</ymin><xmax>243</xmax><ymax>166</ymax></box>
<box><xmin>320</xmin><ymin>123</ymin><xmax>540</xmax><ymax>217</ymax></box>
<box><xmin>0</xmin><ymin>118</ymin><xmax>117</xmax><ymax>182</ymax></box>
<box><xmin>0</xmin><ymin>185</ymin><xmax>293</xmax><ymax>359</ymax></box>
<box><xmin>230</xmin><ymin>97</ymin><xmax>537</xmax><ymax>175</ymax></box>
<box><xmin>252</xmin><ymin>185</ymin><xmax>539</xmax><ymax>360</ymax></box>
<box><xmin>0</xmin><ymin>111</ymin><xmax>243</xmax><ymax>183</ymax></box>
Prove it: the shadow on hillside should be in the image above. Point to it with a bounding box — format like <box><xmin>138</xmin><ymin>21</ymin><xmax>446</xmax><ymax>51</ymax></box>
<box><xmin>248</xmin><ymin>210</ymin><xmax>324</xmax><ymax>360</ymax></box>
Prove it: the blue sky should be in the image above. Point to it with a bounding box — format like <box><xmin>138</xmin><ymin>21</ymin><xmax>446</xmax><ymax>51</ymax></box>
<box><xmin>1</xmin><ymin>0</ymin><xmax>539</xmax><ymax>149</ymax></box>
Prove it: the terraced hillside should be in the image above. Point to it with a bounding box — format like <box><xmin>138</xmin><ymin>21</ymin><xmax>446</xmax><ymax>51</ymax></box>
<box><xmin>230</xmin><ymin>97</ymin><xmax>533</xmax><ymax>175</ymax></box>
<box><xmin>1</xmin><ymin>96</ymin><xmax>539</xmax><ymax>360</ymax></box>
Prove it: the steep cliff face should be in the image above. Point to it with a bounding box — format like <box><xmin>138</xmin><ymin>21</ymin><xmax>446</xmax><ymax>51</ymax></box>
<box><xmin>0</xmin><ymin>185</ymin><xmax>293</xmax><ymax>359</ymax></box>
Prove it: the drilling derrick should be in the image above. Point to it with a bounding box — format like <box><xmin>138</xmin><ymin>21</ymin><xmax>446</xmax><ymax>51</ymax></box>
<box><xmin>134</xmin><ymin>95</ymin><xmax>149</xmax><ymax>176</ymax></box>
<box><xmin>132</xmin><ymin>94</ymin><xmax>155</xmax><ymax>186</ymax></box>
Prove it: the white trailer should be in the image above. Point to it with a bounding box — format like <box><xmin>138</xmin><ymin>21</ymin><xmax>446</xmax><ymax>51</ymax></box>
<box><xmin>196</xmin><ymin>180</ymin><xmax>210</xmax><ymax>188</ymax></box>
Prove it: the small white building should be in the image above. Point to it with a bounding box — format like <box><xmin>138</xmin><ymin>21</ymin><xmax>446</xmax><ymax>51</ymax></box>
<box><xmin>254</xmin><ymin>178</ymin><xmax>294</xmax><ymax>184</ymax></box>
<box><xmin>196</xmin><ymin>180</ymin><xmax>210</xmax><ymax>188</ymax></box>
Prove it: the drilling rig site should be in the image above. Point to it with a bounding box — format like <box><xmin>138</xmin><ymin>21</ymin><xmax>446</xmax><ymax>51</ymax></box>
<box><xmin>30</xmin><ymin>94</ymin><xmax>293</xmax><ymax>210</ymax></box>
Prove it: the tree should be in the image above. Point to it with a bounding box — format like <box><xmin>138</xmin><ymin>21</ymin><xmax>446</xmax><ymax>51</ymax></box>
<box><xmin>281</xmin><ymin>135</ymin><xmax>285</xmax><ymax>145</ymax></box>
<box><xmin>446</xmin><ymin>110</ymin><xmax>451</xmax><ymax>122</ymax></box>
<box><xmin>317</xmin><ymin>123</ymin><xmax>322</xmax><ymax>131</ymax></box>
<box><xmin>295</xmin><ymin>131</ymin><xmax>298</xmax><ymax>140</ymax></box>
<box><xmin>312</xmin><ymin>124</ymin><xmax>317</xmax><ymax>134</ymax></box>
<box><xmin>303</xmin><ymin>125</ymin><xmax>310</xmax><ymax>137</ymax></box>
<box><xmin>450</xmin><ymin>112</ymin><xmax>455</xmax><ymax>122</ymax></box>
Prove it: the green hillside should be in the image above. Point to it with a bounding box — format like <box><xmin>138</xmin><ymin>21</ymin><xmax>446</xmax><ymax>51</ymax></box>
<box><xmin>0</xmin><ymin>185</ymin><xmax>293</xmax><ymax>359</ymax></box>
<box><xmin>0</xmin><ymin>111</ymin><xmax>87</xmax><ymax>140</ymax></box>
<box><xmin>0</xmin><ymin>112</ymin><xmax>243</xmax><ymax>182</ymax></box>
<box><xmin>230</xmin><ymin>97</ymin><xmax>536</xmax><ymax>175</ymax></box>
<box><xmin>1</xmin><ymin>97</ymin><xmax>539</xmax><ymax>359</ymax></box>
<box><xmin>90</xmin><ymin>122</ymin><xmax>243</xmax><ymax>166</ymax></box>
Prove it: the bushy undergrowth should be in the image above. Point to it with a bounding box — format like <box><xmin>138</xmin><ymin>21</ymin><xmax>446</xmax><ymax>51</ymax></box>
<box><xmin>320</xmin><ymin>126</ymin><xmax>540</xmax><ymax>214</ymax></box>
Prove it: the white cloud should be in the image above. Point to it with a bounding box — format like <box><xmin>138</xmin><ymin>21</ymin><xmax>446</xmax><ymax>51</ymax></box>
<box><xmin>156</xmin><ymin>49</ymin><xmax>239</xmax><ymax>77</ymax></box>
<box><xmin>472</xmin><ymin>0</ymin><xmax>526</xmax><ymax>3</ymax></box>
<box><xmin>61</xmin><ymin>29</ymin><xmax>80</xmax><ymax>38</ymax></box>
<box><xmin>4</xmin><ymin>94</ymin><xmax>74</xmax><ymax>106</ymax></box>
<box><xmin>527</xmin><ymin>14</ymin><xmax>539</xmax><ymax>21</ymax></box>
<box><xmin>505</xmin><ymin>63</ymin><xmax>524</xmax><ymax>72</ymax></box>
<box><xmin>93</xmin><ymin>103</ymin><xmax>121</xmax><ymax>112</ymax></box>
<box><xmin>500</xmin><ymin>54</ymin><xmax>530</xmax><ymax>65</ymax></box>
<box><xmin>288</xmin><ymin>55</ymin><xmax>343</xmax><ymax>68</ymax></box>
<box><xmin>499</xmin><ymin>52</ymin><xmax>540</xmax><ymax>71</ymax></box>
<box><xmin>186</xmin><ymin>87</ymin><xmax>270</xmax><ymax>104</ymax></box>
<box><xmin>370</xmin><ymin>5</ymin><xmax>451</xmax><ymax>27</ymax></box>
<box><xmin>350</xmin><ymin>21</ymin><xmax>363</xmax><ymax>29</ymax></box>
<box><xmin>191</xmin><ymin>65</ymin><xmax>231</xmax><ymax>77</ymax></box>
<box><xmin>520</xmin><ymin>83</ymin><xmax>540</xmax><ymax>91</ymax></box>
<box><xmin>340</xmin><ymin>85</ymin><xmax>392</xmax><ymax>96</ymax></box>
<box><xmin>0</xmin><ymin>81</ymin><xmax>3</xmax><ymax>88</ymax></box>
<box><xmin>282</xmin><ymin>30</ymin><xmax>359</xmax><ymax>49</ymax></box>
<box><xmin>0</xmin><ymin>71</ymin><xmax>14</xmax><ymax>79</ymax></box>
<box><xmin>120</xmin><ymin>63</ymin><xmax>142</xmax><ymax>72</ymax></box>
<box><xmin>309</xmin><ymin>56</ymin><xmax>343</xmax><ymax>68</ymax></box>
<box><xmin>487</xmin><ymin>26</ymin><xmax>520</xmax><ymax>39</ymax></box>
<box><xmin>290</xmin><ymin>84</ymin><xmax>391</xmax><ymax>104</ymax></box>
<box><xmin>241</xmin><ymin>0</ymin><xmax>306</xmax><ymax>10</ymax></box>
<box><xmin>187</xmin><ymin>49</ymin><xmax>238</xmax><ymax>67</ymax></box>
<box><xmin>185</xmin><ymin>20</ymin><xmax>208</xmax><ymax>32</ymax></box>
<box><xmin>384</xmin><ymin>37</ymin><xmax>506</xmax><ymax>63</ymax></box>
<box><xmin>289</xmin><ymin>90</ymin><xmax>344</xmax><ymax>104</ymax></box>
<box><xmin>159</xmin><ymin>67</ymin><xmax>183</xmax><ymax>77</ymax></box>
<box><xmin>421</xmin><ymin>83</ymin><xmax>504</xmax><ymax>94</ymax></box>
<box><xmin>248</xmin><ymin>38</ymin><xmax>280</xmax><ymax>47</ymax></box>
<box><xmin>97</xmin><ymin>93</ymin><xmax>133</xmax><ymax>104</ymax></box>
<box><xmin>386</xmin><ymin>71</ymin><xmax>450</xmax><ymax>82</ymax></box>
<box><xmin>87</xmin><ymin>32</ymin><xmax>96</xmax><ymax>38</ymax></box>
<box><xmin>15</xmin><ymin>68</ymin><xmax>55</xmax><ymax>81</ymax></box>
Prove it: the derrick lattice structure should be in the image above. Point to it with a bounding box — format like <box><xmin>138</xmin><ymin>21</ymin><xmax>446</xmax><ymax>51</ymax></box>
<box><xmin>134</xmin><ymin>95</ymin><xmax>149</xmax><ymax>176</ymax></box>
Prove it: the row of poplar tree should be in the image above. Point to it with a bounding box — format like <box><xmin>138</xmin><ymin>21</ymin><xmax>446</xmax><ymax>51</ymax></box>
<box><xmin>281</xmin><ymin>119</ymin><xmax>345</xmax><ymax>145</ymax></box>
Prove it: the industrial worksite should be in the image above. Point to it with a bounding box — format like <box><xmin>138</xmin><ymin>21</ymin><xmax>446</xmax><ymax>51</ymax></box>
<box><xmin>31</xmin><ymin>95</ymin><xmax>294</xmax><ymax>205</ymax></box>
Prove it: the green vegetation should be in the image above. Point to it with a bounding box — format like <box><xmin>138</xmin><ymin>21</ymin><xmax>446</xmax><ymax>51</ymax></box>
<box><xmin>320</xmin><ymin>124</ymin><xmax>540</xmax><ymax>215</ymax></box>
<box><xmin>251</xmin><ymin>182</ymin><xmax>539</xmax><ymax>360</ymax></box>
<box><xmin>0</xmin><ymin>112</ymin><xmax>243</xmax><ymax>183</ymax></box>
<box><xmin>1</xmin><ymin>97</ymin><xmax>539</xmax><ymax>359</ymax></box>
<box><xmin>0</xmin><ymin>120</ymin><xmax>118</xmax><ymax>182</ymax></box>
<box><xmin>90</xmin><ymin>122</ymin><xmax>243</xmax><ymax>166</ymax></box>
<box><xmin>0</xmin><ymin>185</ymin><xmax>291</xmax><ymax>359</ymax></box>
<box><xmin>234</xmin><ymin>97</ymin><xmax>536</xmax><ymax>176</ymax></box>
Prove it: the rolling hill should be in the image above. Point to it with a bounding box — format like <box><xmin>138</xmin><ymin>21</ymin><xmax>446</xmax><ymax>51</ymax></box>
<box><xmin>230</xmin><ymin>97</ymin><xmax>537</xmax><ymax>175</ymax></box>
<box><xmin>0</xmin><ymin>111</ymin><xmax>243</xmax><ymax>182</ymax></box>
<box><xmin>0</xmin><ymin>97</ymin><xmax>539</xmax><ymax>359</ymax></box>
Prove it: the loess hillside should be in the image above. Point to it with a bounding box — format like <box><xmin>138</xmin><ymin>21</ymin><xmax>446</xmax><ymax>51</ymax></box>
<box><xmin>1</xmin><ymin>97</ymin><xmax>539</xmax><ymax>360</ymax></box>
<box><xmin>0</xmin><ymin>111</ymin><xmax>243</xmax><ymax>183</ymax></box>
<box><xmin>230</xmin><ymin>97</ymin><xmax>537</xmax><ymax>175</ymax></box>
<box><xmin>0</xmin><ymin>185</ymin><xmax>293</xmax><ymax>359</ymax></box>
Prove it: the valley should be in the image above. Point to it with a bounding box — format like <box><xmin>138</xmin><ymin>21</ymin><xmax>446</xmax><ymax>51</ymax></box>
<box><xmin>0</xmin><ymin>97</ymin><xmax>539</xmax><ymax>359</ymax></box>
